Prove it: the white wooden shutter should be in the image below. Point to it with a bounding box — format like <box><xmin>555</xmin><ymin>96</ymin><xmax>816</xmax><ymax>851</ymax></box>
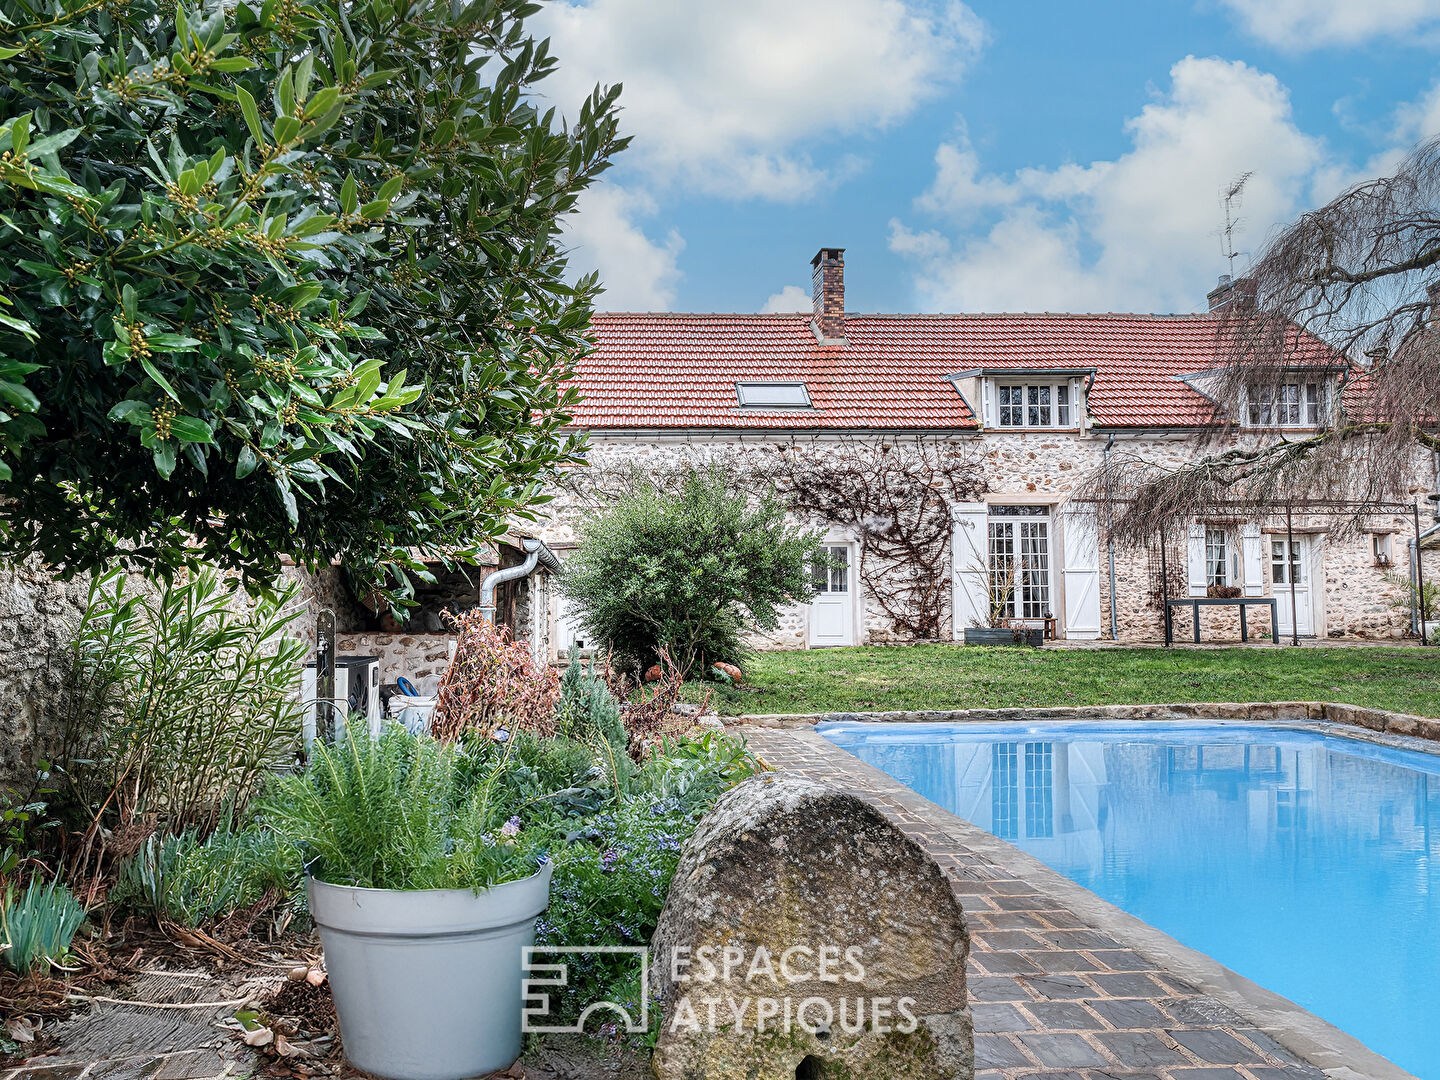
<box><xmin>952</xmin><ymin>502</ymin><xmax>991</xmax><ymax>636</ymax></box>
<box><xmin>1241</xmin><ymin>523</ymin><xmax>1263</xmax><ymax>597</ymax></box>
<box><xmin>1060</xmin><ymin>502</ymin><xmax>1101</xmax><ymax>639</ymax></box>
<box><xmin>1186</xmin><ymin>524</ymin><xmax>1208</xmax><ymax>597</ymax></box>
<box><xmin>980</xmin><ymin>379</ymin><xmax>995</xmax><ymax>427</ymax></box>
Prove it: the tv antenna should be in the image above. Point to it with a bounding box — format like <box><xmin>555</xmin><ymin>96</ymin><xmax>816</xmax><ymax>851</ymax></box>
<box><xmin>1221</xmin><ymin>172</ymin><xmax>1252</xmax><ymax>278</ymax></box>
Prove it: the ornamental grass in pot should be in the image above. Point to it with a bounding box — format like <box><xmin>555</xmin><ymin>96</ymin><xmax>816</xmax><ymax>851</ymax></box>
<box><xmin>259</xmin><ymin>722</ymin><xmax>550</xmax><ymax>1080</ymax></box>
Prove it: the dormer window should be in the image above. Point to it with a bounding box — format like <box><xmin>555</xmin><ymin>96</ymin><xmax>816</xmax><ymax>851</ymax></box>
<box><xmin>735</xmin><ymin>381</ymin><xmax>812</xmax><ymax>409</ymax></box>
<box><xmin>995</xmin><ymin>382</ymin><xmax>1073</xmax><ymax>429</ymax></box>
<box><xmin>1244</xmin><ymin>380</ymin><xmax>1328</xmax><ymax>428</ymax></box>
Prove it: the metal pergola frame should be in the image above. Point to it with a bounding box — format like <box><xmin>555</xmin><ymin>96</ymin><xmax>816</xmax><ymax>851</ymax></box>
<box><xmin>1143</xmin><ymin>498</ymin><xmax>1430</xmax><ymax>648</ymax></box>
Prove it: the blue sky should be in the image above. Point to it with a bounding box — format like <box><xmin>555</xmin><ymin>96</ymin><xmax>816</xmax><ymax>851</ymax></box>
<box><xmin>533</xmin><ymin>0</ymin><xmax>1440</xmax><ymax>315</ymax></box>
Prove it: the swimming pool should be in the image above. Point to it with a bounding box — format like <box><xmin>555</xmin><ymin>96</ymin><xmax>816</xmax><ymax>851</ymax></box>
<box><xmin>820</xmin><ymin>721</ymin><xmax>1440</xmax><ymax>1077</ymax></box>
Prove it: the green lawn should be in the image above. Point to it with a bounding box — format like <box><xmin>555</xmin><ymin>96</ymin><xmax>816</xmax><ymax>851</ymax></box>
<box><xmin>691</xmin><ymin>644</ymin><xmax>1440</xmax><ymax>718</ymax></box>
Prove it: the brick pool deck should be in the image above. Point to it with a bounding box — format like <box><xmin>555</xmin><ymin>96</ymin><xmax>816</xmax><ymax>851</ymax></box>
<box><xmin>739</xmin><ymin>722</ymin><xmax>1411</xmax><ymax>1080</ymax></box>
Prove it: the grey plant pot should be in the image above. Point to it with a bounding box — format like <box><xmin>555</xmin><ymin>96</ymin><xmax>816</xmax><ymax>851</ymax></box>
<box><xmin>308</xmin><ymin>861</ymin><xmax>554</xmax><ymax>1080</ymax></box>
<box><xmin>963</xmin><ymin>626</ymin><xmax>1044</xmax><ymax>647</ymax></box>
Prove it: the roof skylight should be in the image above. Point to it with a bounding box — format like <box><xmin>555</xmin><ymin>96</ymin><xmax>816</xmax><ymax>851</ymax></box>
<box><xmin>735</xmin><ymin>381</ymin><xmax>813</xmax><ymax>409</ymax></box>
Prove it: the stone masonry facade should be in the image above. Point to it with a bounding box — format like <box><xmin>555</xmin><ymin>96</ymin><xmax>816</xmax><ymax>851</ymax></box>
<box><xmin>534</xmin><ymin>433</ymin><xmax>1440</xmax><ymax>652</ymax></box>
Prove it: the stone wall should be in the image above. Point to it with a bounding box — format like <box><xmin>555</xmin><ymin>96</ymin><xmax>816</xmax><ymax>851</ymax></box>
<box><xmin>538</xmin><ymin>433</ymin><xmax>1440</xmax><ymax>649</ymax></box>
<box><xmin>333</xmin><ymin>632</ymin><xmax>457</xmax><ymax>694</ymax></box>
<box><xmin>0</xmin><ymin>562</ymin><xmax>95</xmax><ymax>792</ymax></box>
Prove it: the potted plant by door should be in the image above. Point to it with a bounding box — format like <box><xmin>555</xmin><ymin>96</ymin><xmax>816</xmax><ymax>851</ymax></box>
<box><xmin>260</xmin><ymin>722</ymin><xmax>550</xmax><ymax>1080</ymax></box>
<box><xmin>962</xmin><ymin>561</ymin><xmax>1045</xmax><ymax>646</ymax></box>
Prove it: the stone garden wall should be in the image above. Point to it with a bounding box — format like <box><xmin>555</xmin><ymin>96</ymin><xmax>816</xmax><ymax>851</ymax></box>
<box><xmin>0</xmin><ymin>561</ymin><xmax>96</xmax><ymax>791</ymax></box>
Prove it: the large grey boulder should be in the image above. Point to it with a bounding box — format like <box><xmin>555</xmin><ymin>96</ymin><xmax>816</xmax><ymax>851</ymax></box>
<box><xmin>650</xmin><ymin>773</ymin><xmax>973</xmax><ymax>1080</ymax></box>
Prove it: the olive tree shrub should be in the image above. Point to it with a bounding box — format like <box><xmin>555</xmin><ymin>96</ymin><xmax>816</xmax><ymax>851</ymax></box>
<box><xmin>562</xmin><ymin>468</ymin><xmax>822</xmax><ymax>675</ymax></box>
<box><xmin>0</xmin><ymin>0</ymin><xmax>625</xmax><ymax>610</ymax></box>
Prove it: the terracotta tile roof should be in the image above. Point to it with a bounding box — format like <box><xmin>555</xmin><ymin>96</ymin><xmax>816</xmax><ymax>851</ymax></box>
<box><xmin>572</xmin><ymin>311</ymin><xmax>1338</xmax><ymax>431</ymax></box>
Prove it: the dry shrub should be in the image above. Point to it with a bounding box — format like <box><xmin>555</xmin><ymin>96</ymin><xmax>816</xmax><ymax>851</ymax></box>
<box><xmin>607</xmin><ymin>649</ymin><xmax>710</xmax><ymax>761</ymax></box>
<box><xmin>430</xmin><ymin>612</ymin><xmax>560</xmax><ymax>741</ymax></box>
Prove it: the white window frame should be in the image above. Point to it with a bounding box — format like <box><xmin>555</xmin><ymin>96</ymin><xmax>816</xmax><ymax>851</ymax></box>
<box><xmin>1271</xmin><ymin>538</ymin><xmax>1304</xmax><ymax>585</ymax></box>
<box><xmin>735</xmin><ymin>381</ymin><xmax>813</xmax><ymax>409</ymax></box>
<box><xmin>812</xmin><ymin>544</ymin><xmax>851</xmax><ymax>594</ymax></box>
<box><xmin>988</xmin><ymin>505</ymin><xmax>1053</xmax><ymax>621</ymax></box>
<box><xmin>1244</xmin><ymin>380</ymin><xmax>1329</xmax><ymax>428</ymax></box>
<box><xmin>992</xmin><ymin>381</ymin><xmax>1076</xmax><ymax>429</ymax></box>
<box><xmin>1205</xmin><ymin>527</ymin><xmax>1230</xmax><ymax>588</ymax></box>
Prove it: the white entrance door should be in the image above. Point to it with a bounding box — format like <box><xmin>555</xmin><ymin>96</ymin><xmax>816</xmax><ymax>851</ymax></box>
<box><xmin>1272</xmin><ymin>538</ymin><xmax>1314</xmax><ymax>637</ymax></box>
<box><xmin>809</xmin><ymin>544</ymin><xmax>856</xmax><ymax>647</ymax></box>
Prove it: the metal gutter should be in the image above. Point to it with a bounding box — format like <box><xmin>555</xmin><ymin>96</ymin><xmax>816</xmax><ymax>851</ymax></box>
<box><xmin>943</xmin><ymin>366</ymin><xmax>1098</xmax><ymax>380</ymax></box>
<box><xmin>478</xmin><ymin>538</ymin><xmax>561</xmax><ymax>625</ymax></box>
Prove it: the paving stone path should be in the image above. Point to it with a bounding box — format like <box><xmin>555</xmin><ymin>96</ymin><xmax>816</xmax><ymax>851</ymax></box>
<box><xmin>5</xmin><ymin>969</ymin><xmax>268</xmax><ymax>1080</ymax></box>
<box><xmin>740</xmin><ymin>724</ymin><xmax>1336</xmax><ymax>1080</ymax></box>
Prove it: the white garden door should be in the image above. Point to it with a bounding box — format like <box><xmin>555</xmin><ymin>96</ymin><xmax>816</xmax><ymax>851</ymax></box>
<box><xmin>809</xmin><ymin>543</ymin><xmax>856</xmax><ymax>647</ymax></box>
<box><xmin>1272</xmin><ymin>538</ymin><xmax>1314</xmax><ymax>637</ymax></box>
<box><xmin>555</xmin><ymin>589</ymin><xmax>588</xmax><ymax>657</ymax></box>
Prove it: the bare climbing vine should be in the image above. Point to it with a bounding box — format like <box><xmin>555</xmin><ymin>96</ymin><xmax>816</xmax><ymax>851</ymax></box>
<box><xmin>759</xmin><ymin>441</ymin><xmax>990</xmax><ymax>639</ymax></box>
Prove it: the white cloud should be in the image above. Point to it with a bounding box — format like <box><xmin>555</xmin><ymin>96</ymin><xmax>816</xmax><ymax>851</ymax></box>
<box><xmin>535</xmin><ymin>0</ymin><xmax>985</xmax><ymax>200</ymax></box>
<box><xmin>1216</xmin><ymin>0</ymin><xmax>1440</xmax><ymax>49</ymax></box>
<box><xmin>891</xmin><ymin>57</ymin><xmax>1325</xmax><ymax>313</ymax></box>
<box><xmin>762</xmin><ymin>285</ymin><xmax>812</xmax><ymax>313</ymax></box>
<box><xmin>1393</xmin><ymin>80</ymin><xmax>1440</xmax><ymax>144</ymax></box>
<box><xmin>563</xmin><ymin>186</ymin><xmax>684</xmax><ymax>311</ymax></box>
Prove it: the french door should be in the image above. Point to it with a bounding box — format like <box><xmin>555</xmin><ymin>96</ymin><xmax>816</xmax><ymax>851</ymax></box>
<box><xmin>988</xmin><ymin>507</ymin><xmax>1052</xmax><ymax>621</ymax></box>
<box><xmin>1272</xmin><ymin>538</ymin><xmax>1314</xmax><ymax>637</ymax></box>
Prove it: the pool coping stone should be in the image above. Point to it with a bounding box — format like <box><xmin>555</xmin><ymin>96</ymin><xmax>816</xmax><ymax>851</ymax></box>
<box><xmin>736</xmin><ymin>701</ymin><xmax>1440</xmax><ymax>748</ymax></box>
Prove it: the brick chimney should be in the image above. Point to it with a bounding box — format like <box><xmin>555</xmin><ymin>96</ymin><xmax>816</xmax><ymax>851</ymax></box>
<box><xmin>1206</xmin><ymin>273</ymin><xmax>1255</xmax><ymax>312</ymax></box>
<box><xmin>811</xmin><ymin>247</ymin><xmax>847</xmax><ymax>344</ymax></box>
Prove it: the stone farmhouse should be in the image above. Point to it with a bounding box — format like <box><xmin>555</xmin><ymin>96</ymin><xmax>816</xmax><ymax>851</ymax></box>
<box><xmin>534</xmin><ymin>248</ymin><xmax>1440</xmax><ymax>652</ymax></box>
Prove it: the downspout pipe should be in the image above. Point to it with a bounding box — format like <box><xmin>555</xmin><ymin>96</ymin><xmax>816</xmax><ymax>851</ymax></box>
<box><xmin>1104</xmin><ymin>433</ymin><xmax>1119</xmax><ymax>640</ymax></box>
<box><xmin>1410</xmin><ymin>521</ymin><xmax>1440</xmax><ymax>638</ymax></box>
<box><xmin>479</xmin><ymin>538</ymin><xmax>561</xmax><ymax>625</ymax></box>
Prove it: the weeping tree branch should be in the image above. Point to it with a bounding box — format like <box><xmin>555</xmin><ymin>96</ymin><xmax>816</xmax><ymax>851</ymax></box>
<box><xmin>1090</xmin><ymin>138</ymin><xmax>1440</xmax><ymax>546</ymax></box>
<box><xmin>1092</xmin><ymin>424</ymin><xmax>1435</xmax><ymax>549</ymax></box>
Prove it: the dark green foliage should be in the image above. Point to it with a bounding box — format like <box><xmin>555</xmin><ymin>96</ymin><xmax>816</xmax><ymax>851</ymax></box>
<box><xmin>107</xmin><ymin>715</ymin><xmax>760</xmax><ymax>1033</ymax></box>
<box><xmin>0</xmin><ymin>775</ymin><xmax>58</xmax><ymax>880</ymax></box>
<box><xmin>1</xmin><ymin>878</ymin><xmax>84</xmax><ymax>973</ymax></box>
<box><xmin>527</xmin><ymin>730</ymin><xmax>761</xmax><ymax>1026</ymax></box>
<box><xmin>534</xmin><ymin>798</ymin><xmax>693</xmax><ymax>1024</ymax></box>
<box><xmin>255</xmin><ymin>721</ymin><xmax>537</xmax><ymax>891</ymax></box>
<box><xmin>111</xmin><ymin>827</ymin><xmax>302</xmax><ymax>928</ymax></box>
<box><xmin>562</xmin><ymin>467</ymin><xmax>822</xmax><ymax>674</ymax></box>
<box><xmin>0</xmin><ymin>0</ymin><xmax>625</xmax><ymax>609</ymax></box>
<box><xmin>630</xmin><ymin>730</ymin><xmax>763</xmax><ymax>810</ymax></box>
<box><xmin>460</xmin><ymin>730</ymin><xmax>616</xmax><ymax>822</ymax></box>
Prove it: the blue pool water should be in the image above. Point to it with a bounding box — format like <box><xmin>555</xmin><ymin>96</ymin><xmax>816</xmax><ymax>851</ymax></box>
<box><xmin>820</xmin><ymin>721</ymin><xmax>1440</xmax><ymax>1077</ymax></box>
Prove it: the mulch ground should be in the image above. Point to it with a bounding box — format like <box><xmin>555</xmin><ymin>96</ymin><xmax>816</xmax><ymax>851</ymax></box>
<box><xmin>3</xmin><ymin>923</ymin><xmax>649</xmax><ymax>1080</ymax></box>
